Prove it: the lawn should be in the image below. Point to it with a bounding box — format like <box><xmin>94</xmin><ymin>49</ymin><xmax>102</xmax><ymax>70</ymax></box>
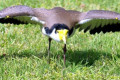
<box><xmin>0</xmin><ymin>0</ymin><xmax>120</xmax><ymax>80</ymax></box>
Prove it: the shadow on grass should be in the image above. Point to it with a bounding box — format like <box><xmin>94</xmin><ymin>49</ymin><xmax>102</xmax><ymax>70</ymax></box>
<box><xmin>0</xmin><ymin>49</ymin><xmax>119</xmax><ymax>66</ymax></box>
<box><xmin>0</xmin><ymin>50</ymin><xmax>46</xmax><ymax>59</ymax></box>
<box><xmin>66</xmin><ymin>49</ymin><xmax>113</xmax><ymax>66</ymax></box>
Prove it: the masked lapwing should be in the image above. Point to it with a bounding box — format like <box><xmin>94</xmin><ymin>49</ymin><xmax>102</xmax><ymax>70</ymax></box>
<box><xmin>0</xmin><ymin>5</ymin><xmax>120</xmax><ymax>65</ymax></box>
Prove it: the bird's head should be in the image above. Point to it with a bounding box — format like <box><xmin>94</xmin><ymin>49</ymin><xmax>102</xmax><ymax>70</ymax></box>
<box><xmin>42</xmin><ymin>24</ymin><xmax>70</xmax><ymax>44</ymax></box>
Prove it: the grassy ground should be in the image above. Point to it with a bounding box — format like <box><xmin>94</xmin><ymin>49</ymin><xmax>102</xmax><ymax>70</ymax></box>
<box><xmin>0</xmin><ymin>0</ymin><xmax>120</xmax><ymax>80</ymax></box>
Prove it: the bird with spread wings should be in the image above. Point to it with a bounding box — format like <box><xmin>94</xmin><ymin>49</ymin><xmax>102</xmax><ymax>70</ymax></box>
<box><xmin>0</xmin><ymin>5</ymin><xmax>120</xmax><ymax>65</ymax></box>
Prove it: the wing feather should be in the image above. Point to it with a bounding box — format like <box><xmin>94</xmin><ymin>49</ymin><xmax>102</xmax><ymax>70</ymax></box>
<box><xmin>0</xmin><ymin>5</ymin><xmax>45</xmax><ymax>25</ymax></box>
<box><xmin>77</xmin><ymin>10</ymin><xmax>120</xmax><ymax>31</ymax></box>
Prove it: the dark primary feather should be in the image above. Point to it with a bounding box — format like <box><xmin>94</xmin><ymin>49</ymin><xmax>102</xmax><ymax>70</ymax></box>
<box><xmin>90</xmin><ymin>23</ymin><xmax>120</xmax><ymax>34</ymax></box>
<box><xmin>0</xmin><ymin>18</ymin><xmax>27</xmax><ymax>24</ymax></box>
<box><xmin>0</xmin><ymin>16</ymin><xmax>40</xmax><ymax>25</ymax></box>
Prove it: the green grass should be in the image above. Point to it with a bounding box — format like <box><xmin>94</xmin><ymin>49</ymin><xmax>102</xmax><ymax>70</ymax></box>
<box><xmin>0</xmin><ymin>0</ymin><xmax>120</xmax><ymax>80</ymax></box>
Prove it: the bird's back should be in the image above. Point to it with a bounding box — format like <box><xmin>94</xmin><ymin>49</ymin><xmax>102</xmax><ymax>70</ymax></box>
<box><xmin>33</xmin><ymin>7</ymin><xmax>81</xmax><ymax>29</ymax></box>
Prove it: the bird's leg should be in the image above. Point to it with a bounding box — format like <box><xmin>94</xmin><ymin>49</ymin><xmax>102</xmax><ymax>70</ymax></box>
<box><xmin>63</xmin><ymin>44</ymin><xmax>67</xmax><ymax>66</ymax></box>
<box><xmin>48</xmin><ymin>38</ymin><xmax>52</xmax><ymax>64</ymax></box>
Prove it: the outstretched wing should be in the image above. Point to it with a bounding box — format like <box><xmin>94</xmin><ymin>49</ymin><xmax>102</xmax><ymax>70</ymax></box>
<box><xmin>0</xmin><ymin>5</ymin><xmax>46</xmax><ymax>25</ymax></box>
<box><xmin>76</xmin><ymin>10</ymin><xmax>120</xmax><ymax>32</ymax></box>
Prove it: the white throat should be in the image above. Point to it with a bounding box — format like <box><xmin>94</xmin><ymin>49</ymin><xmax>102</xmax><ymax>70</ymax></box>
<box><xmin>42</xmin><ymin>27</ymin><xmax>61</xmax><ymax>42</ymax></box>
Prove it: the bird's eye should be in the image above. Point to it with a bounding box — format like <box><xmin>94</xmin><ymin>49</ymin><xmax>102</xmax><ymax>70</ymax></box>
<box><xmin>44</xmin><ymin>27</ymin><xmax>50</xmax><ymax>34</ymax></box>
<box><xmin>45</xmin><ymin>27</ymin><xmax>49</xmax><ymax>30</ymax></box>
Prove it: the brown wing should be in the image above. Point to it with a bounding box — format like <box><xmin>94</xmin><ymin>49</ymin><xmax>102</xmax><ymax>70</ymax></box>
<box><xmin>75</xmin><ymin>10</ymin><xmax>120</xmax><ymax>31</ymax></box>
<box><xmin>0</xmin><ymin>5</ymin><xmax>46</xmax><ymax>25</ymax></box>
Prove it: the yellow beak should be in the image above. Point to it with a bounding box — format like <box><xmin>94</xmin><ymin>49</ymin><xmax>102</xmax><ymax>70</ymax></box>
<box><xmin>57</xmin><ymin>29</ymin><xmax>68</xmax><ymax>44</ymax></box>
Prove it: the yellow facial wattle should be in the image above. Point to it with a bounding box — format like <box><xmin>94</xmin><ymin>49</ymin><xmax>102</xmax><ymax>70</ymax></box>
<box><xmin>6</xmin><ymin>15</ymin><xmax>10</xmax><ymax>18</ymax></box>
<box><xmin>57</xmin><ymin>29</ymin><xmax>68</xmax><ymax>44</ymax></box>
